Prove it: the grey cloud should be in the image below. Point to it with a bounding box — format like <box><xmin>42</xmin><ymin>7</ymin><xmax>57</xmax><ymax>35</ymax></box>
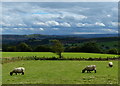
<box><xmin>2</xmin><ymin>2</ymin><xmax>118</xmax><ymax>35</ymax></box>
<box><xmin>2</xmin><ymin>0</ymin><xmax>119</xmax><ymax>2</ymax></box>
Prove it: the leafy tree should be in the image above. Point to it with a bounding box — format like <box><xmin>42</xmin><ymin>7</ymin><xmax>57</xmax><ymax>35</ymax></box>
<box><xmin>101</xmin><ymin>44</ymin><xmax>105</xmax><ymax>47</ymax></box>
<box><xmin>107</xmin><ymin>48</ymin><xmax>118</xmax><ymax>54</ymax></box>
<box><xmin>2</xmin><ymin>44</ymin><xmax>9</xmax><ymax>51</ymax></box>
<box><xmin>34</xmin><ymin>45</ymin><xmax>51</xmax><ymax>52</ymax></box>
<box><xmin>113</xmin><ymin>44</ymin><xmax>118</xmax><ymax>47</ymax></box>
<box><xmin>17</xmin><ymin>42</ymin><xmax>32</xmax><ymax>52</ymax></box>
<box><xmin>67</xmin><ymin>46</ymin><xmax>81</xmax><ymax>52</ymax></box>
<box><xmin>50</xmin><ymin>40</ymin><xmax>64</xmax><ymax>58</ymax></box>
<box><xmin>7</xmin><ymin>46</ymin><xmax>16</xmax><ymax>52</ymax></box>
<box><xmin>80</xmin><ymin>41</ymin><xmax>102</xmax><ymax>53</ymax></box>
<box><xmin>105</xmin><ymin>46</ymin><xmax>110</xmax><ymax>49</ymax></box>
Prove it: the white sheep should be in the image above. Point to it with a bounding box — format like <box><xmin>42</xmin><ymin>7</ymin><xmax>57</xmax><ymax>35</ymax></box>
<box><xmin>108</xmin><ymin>62</ymin><xmax>113</xmax><ymax>67</ymax></box>
<box><xmin>82</xmin><ymin>65</ymin><xmax>96</xmax><ymax>73</ymax></box>
<box><xmin>10</xmin><ymin>67</ymin><xmax>25</xmax><ymax>76</ymax></box>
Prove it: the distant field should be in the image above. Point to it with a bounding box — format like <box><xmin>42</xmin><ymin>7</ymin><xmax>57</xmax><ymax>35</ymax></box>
<box><xmin>67</xmin><ymin>41</ymin><xmax>118</xmax><ymax>50</ymax></box>
<box><xmin>99</xmin><ymin>41</ymin><xmax>118</xmax><ymax>48</ymax></box>
<box><xmin>2</xmin><ymin>60</ymin><xmax>118</xmax><ymax>84</ymax></box>
<box><xmin>99</xmin><ymin>41</ymin><xmax>118</xmax><ymax>46</ymax></box>
<box><xmin>2</xmin><ymin>52</ymin><xmax>118</xmax><ymax>58</ymax></box>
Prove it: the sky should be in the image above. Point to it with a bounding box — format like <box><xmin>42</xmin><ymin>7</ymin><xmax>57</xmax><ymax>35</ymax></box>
<box><xmin>1</xmin><ymin>2</ymin><xmax>118</xmax><ymax>35</ymax></box>
<box><xmin>1</xmin><ymin>0</ymin><xmax>119</xmax><ymax>2</ymax></box>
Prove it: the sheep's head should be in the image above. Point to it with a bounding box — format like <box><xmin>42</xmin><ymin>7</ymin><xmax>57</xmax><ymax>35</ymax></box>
<box><xmin>82</xmin><ymin>69</ymin><xmax>86</xmax><ymax>73</ymax></box>
<box><xmin>10</xmin><ymin>72</ymin><xmax>13</xmax><ymax>76</ymax></box>
<box><xmin>109</xmin><ymin>64</ymin><xmax>113</xmax><ymax>67</ymax></box>
<box><xmin>108</xmin><ymin>62</ymin><xmax>113</xmax><ymax>67</ymax></box>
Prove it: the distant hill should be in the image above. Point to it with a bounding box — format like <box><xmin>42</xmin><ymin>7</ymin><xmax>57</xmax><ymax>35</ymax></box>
<box><xmin>2</xmin><ymin>34</ymin><xmax>119</xmax><ymax>46</ymax></box>
<box><xmin>2</xmin><ymin>34</ymin><xmax>119</xmax><ymax>52</ymax></box>
<box><xmin>2</xmin><ymin>34</ymin><xmax>84</xmax><ymax>45</ymax></box>
<box><xmin>68</xmin><ymin>34</ymin><xmax>118</xmax><ymax>38</ymax></box>
<box><xmin>2</xmin><ymin>33</ymin><xmax>118</xmax><ymax>40</ymax></box>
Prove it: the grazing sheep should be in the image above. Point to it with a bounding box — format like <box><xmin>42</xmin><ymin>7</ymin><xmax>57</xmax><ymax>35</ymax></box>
<box><xmin>108</xmin><ymin>62</ymin><xmax>113</xmax><ymax>67</ymax></box>
<box><xmin>10</xmin><ymin>67</ymin><xmax>25</xmax><ymax>76</ymax></box>
<box><xmin>82</xmin><ymin>65</ymin><xmax>96</xmax><ymax>73</ymax></box>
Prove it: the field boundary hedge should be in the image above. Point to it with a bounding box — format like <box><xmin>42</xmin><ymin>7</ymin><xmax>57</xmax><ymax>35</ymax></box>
<box><xmin>1</xmin><ymin>56</ymin><xmax>120</xmax><ymax>64</ymax></box>
<box><xmin>1</xmin><ymin>84</ymin><xmax>119</xmax><ymax>86</ymax></box>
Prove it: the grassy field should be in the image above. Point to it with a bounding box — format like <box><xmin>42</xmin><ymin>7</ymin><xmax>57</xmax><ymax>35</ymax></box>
<box><xmin>67</xmin><ymin>41</ymin><xmax>118</xmax><ymax>48</ymax></box>
<box><xmin>2</xmin><ymin>52</ymin><xmax>118</xmax><ymax>58</ymax></box>
<box><xmin>99</xmin><ymin>41</ymin><xmax>118</xmax><ymax>47</ymax></box>
<box><xmin>2</xmin><ymin>60</ymin><xmax>118</xmax><ymax>84</ymax></box>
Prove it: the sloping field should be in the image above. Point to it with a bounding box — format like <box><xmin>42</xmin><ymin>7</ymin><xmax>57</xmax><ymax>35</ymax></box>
<box><xmin>2</xmin><ymin>60</ymin><xmax>118</xmax><ymax>84</ymax></box>
<box><xmin>2</xmin><ymin>52</ymin><xmax>118</xmax><ymax>58</ymax></box>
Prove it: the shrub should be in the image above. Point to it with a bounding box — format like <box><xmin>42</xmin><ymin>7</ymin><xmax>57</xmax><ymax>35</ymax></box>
<box><xmin>107</xmin><ymin>48</ymin><xmax>118</xmax><ymax>54</ymax></box>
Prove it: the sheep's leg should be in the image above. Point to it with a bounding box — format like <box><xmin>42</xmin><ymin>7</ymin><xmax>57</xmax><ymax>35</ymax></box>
<box><xmin>22</xmin><ymin>72</ymin><xmax>24</xmax><ymax>75</ymax></box>
<box><xmin>15</xmin><ymin>73</ymin><xmax>17</xmax><ymax>75</ymax></box>
<box><xmin>94</xmin><ymin>70</ymin><xmax>96</xmax><ymax>73</ymax></box>
<box><xmin>87</xmin><ymin>70</ymin><xmax>88</xmax><ymax>73</ymax></box>
<box><xmin>87</xmin><ymin>70</ymin><xmax>90</xmax><ymax>73</ymax></box>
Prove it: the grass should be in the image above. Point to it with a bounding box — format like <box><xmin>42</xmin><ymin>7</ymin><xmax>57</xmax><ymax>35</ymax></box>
<box><xmin>2</xmin><ymin>52</ymin><xmax>118</xmax><ymax>58</ymax></box>
<box><xmin>0</xmin><ymin>64</ymin><xmax>2</xmax><ymax>85</ymax></box>
<box><xmin>99</xmin><ymin>41</ymin><xmax>118</xmax><ymax>47</ymax></box>
<box><xmin>2</xmin><ymin>60</ymin><xmax>118</xmax><ymax>84</ymax></box>
<box><xmin>67</xmin><ymin>41</ymin><xmax>118</xmax><ymax>48</ymax></box>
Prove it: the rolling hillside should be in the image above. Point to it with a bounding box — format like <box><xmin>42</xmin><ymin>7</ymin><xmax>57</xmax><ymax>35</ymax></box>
<box><xmin>2</xmin><ymin>34</ymin><xmax>119</xmax><ymax>46</ymax></box>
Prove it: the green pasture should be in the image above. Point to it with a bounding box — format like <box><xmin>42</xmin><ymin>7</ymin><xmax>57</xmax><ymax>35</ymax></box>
<box><xmin>2</xmin><ymin>60</ymin><xmax>118</xmax><ymax>84</ymax></box>
<box><xmin>67</xmin><ymin>41</ymin><xmax>118</xmax><ymax>48</ymax></box>
<box><xmin>99</xmin><ymin>41</ymin><xmax>118</xmax><ymax>47</ymax></box>
<box><xmin>2</xmin><ymin>52</ymin><xmax>118</xmax><ymax>58</ymax></box>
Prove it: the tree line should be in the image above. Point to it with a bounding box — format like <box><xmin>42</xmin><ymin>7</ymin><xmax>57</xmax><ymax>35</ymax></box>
<box><xmin>2</xmin><ymin>40</ymin><xmax>119</xmax><ymax>55</ymax></box>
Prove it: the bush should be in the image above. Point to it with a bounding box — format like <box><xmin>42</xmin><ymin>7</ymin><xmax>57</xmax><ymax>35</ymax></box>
<box><xmin>80</xmin><ymin>41</ymin><xmax>102</xmax><ymax>53</ymax></box>
<box><xmin>34</xmin><ymin>45</ymin><xmax>51</xmax><ymax>52</ymax></box>
<box><xmin>107</xmin><ymin>48</ymin><xmax>118</xmax><ymax>54</ymax></box>
<box><xmin>66</xmin><ymin>46</ymin><xmax>81</xmax><ymax>52</ymax></box>
<box><xmin>6</xmin><ymin>46</ymin><xmax>16</xmax><ymax>52</ymax></box>
<box><xmin>17</xmin><ymin>42</ymin><xmax>32</xmax><ymax>52</ymax></box>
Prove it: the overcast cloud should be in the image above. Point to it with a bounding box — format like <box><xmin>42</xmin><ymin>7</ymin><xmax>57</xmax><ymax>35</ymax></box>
<box><xmin>1</xmin><ymin>2</ymin><xmax>118</xmax><ymax>35</ymax></box>
<box><xmin>1</xmin><ymin>0</ymin><xmax>119</xmax><ymax>2</ymax></box>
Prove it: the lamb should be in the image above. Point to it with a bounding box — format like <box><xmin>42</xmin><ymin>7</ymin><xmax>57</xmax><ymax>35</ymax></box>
<box><xmin>10</xmin><ymin>67</ymin><xmax>25</xmax><ymax>76</ymax></box>
<box><xmin>82</xmin><ymin>65</ymin><xmax>96</xmax><ymax>73</ymax></box>
<box><xmin>108</xmin><ymin>62</ymin><xmax>113</xmax><ymax>67</ymax></box>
